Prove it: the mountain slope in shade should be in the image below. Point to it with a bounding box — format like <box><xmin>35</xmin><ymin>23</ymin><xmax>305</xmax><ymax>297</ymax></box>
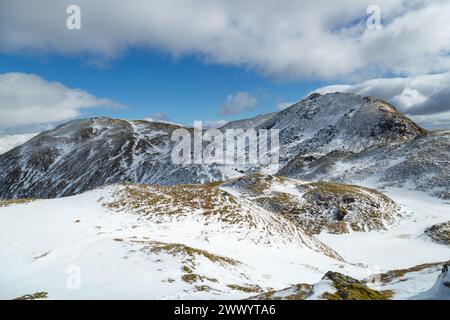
<box><xmin>279</xmin><ymin>130</ymin><xmax>450</xmax><ymax>199</ymax></box>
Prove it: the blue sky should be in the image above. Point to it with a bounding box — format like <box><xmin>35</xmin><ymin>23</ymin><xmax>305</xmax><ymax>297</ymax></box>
<box><xmin>0</xmin><ymin>0</ymin><xmax>449</xmax><ymax>131</ymax></box>
<box><xmin>0</xmin><ymin>50</ymin><xmax>325</xmax><ymax>126</ymax></box>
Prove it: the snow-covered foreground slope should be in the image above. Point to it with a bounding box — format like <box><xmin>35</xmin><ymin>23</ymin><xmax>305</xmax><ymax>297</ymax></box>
<box><xmin>0</xmin><ymin>185</ymin><xmax>355</xmax><ymax>300</ymax></box>
<box><xmin>409</xmin><ymin>264</ymin><xmax>450</xmax><ymax>300</ymax></box>
<box><xmin>0</xmin><ymin>133</ymin><xmax>36</xmax><ymax>155</ymax></box>
<box><xmin>0</xmin><ymin>181</ymin><xmax>448</xmax><ymax>300</ymax></box>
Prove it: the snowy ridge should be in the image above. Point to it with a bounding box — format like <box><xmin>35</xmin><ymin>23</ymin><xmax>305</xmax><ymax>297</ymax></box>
<box><xmin>0</xmin><ymin>92</ymin><xmax>449</xmax><ymax>300</ymax></box>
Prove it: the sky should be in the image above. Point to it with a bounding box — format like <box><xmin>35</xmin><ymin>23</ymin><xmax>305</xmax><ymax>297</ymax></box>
<box><xmin>0</xmin><ymin>0</ymin><xmax>450</xmax><ymax>133</ymax></box>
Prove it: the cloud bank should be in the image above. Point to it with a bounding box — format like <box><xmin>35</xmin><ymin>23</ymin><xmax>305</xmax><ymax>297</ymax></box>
<box><xmin>1</xmin><ymin>0</ymin><xmax>449</xmax><ymax>79</ymax></box>
<box><xmin>0</xmin><ymin>72</ymin><xmax>121</xmax><ymax>130</ymax></box>
<box><xmin>219</xmin><ymin>92</ymin><xmax>258</xmax><ymax>116</ymax></box>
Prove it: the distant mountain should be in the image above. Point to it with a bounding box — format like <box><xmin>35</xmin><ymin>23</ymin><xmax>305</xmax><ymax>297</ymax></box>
<box><xmin>0</xmin><ymin>92</ymin><xmax>447</xmax><ymax>199</ymax></box>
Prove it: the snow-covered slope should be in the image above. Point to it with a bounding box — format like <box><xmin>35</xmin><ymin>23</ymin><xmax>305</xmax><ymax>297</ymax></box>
<box><xmin>370</xmin><ymin>260</ymin><xmax>449</xmax><ymax>300</ymax></box>
<box><xmin>0</xmin><ymin>133</ymin><xmax>37</xmax><ymax>155</ymax></box>
<box><xmin>0</xmin><ymin>183</ymin><xmax>367</xmax><ymax>300</ymax></box>
<box><xmin>1</xmin><ymin>175</ymin><xmax>448</xmax><ymax>300</ymax></box>
<box><xmin>410</xmin><ymin>264</ymin><xmax>450</xmax><ymax>300</ymax></box>
<box><xmin>104</xmin><ymin>180</ymin><xmax>339</xmax><ymax>255</ymax></box>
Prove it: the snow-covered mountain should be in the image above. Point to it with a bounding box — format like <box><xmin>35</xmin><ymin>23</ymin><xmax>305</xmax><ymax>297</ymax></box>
<box><xmin>0</xmin><ymin>92</ymin><xmax>444</xmax><ymax>200</ymax></box>
<box><xmin>0</xmin><ymin>118</ymin><xmax>235</xmax><ymax>199</ymax></box>
<box><xmin>220</xmin><ymin>112</ymin><xmax>276</xmax><ymax>130</ymax></box>
<box><xmin>258</xmin><ymin>93</ymin><xmax>425</xmax><ymax>159</ymax></box>
<box><xmin>0</xmin><ymin>178</ymin><xmax>360</xmax><ymax>299</ymax></box>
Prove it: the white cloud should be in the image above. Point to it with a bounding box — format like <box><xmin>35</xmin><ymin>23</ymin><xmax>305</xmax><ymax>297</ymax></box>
<box><xmin>144</xmin><ymin>112</ymin><xmax>185</xmax><ymax>126</ymax></box>
<box><xmin>313</xmin><ymin>72</ymin><xmax>450</xmax><ymax>129</ymax></box>
<box><xmin>145</xmin><ymin>112</ymin><xmax>171</xmax><ymax>123</ymax></box>
<box><xmin>0</xmin><ymin>72</ymin><xmax>121</xmax><ymax>129</ymax></box>
<box><xmin>219</xmin><ymin>92</ymin><xmax>257</xmax><ymax>116</ymax></box>
<box><xmin>203</xmin><ymin>120</ymin><xmax>228</xmax><ymax>129</ymax></box>
<box><xmin>1</xmin><ymin>1</ymin><xmax>449</xmax><ymax>79</ymax></box>
<box><xmin>277</xmin><ymin>102</ymin><xmax>295</xmax><ymax>110</ymax></box>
